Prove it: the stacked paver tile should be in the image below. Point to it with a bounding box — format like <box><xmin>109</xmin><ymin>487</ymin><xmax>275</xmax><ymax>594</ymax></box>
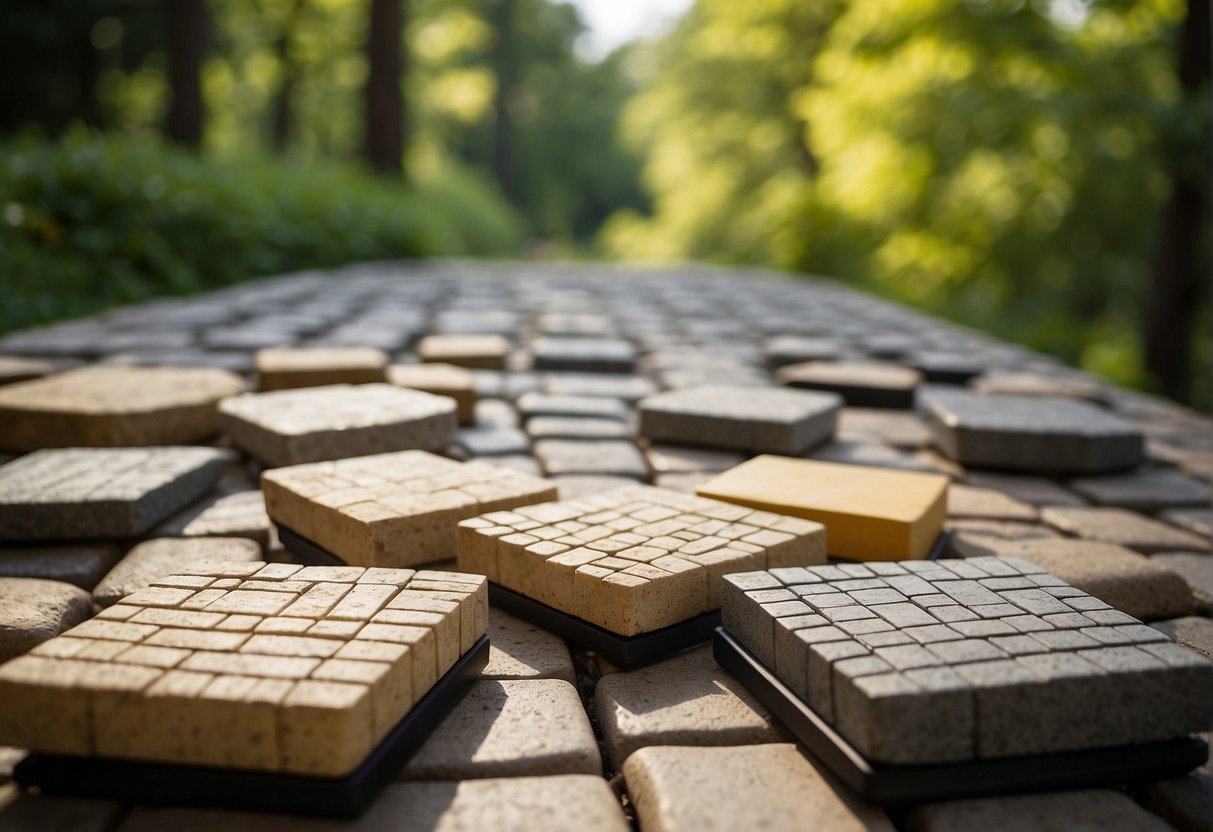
<box><xmin>0</xmin><ymin>260</ymin><xmax>1208</xmax><ymax>830</ymax></box>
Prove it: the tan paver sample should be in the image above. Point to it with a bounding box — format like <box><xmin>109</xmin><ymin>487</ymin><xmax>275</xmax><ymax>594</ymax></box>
<box><xmin>458</xmin><ymin>484</ymin><xmax>826</xmax><ymax>635</ymax></box>
<box><xmin>389</xmin><ymin>363</ymin><xmax>477</xmax><ymax>425</ymax></box>
<box><xmin>263</xmin><ymin>450</ymin><xmax>557</xmax><ymax>567</ymax></box>
<box><xmin>0</xmin><ymin>366</ymin><xmax>244</xmax><ymax>451</ymax></box>
<box><xmin>417</xmin><ymin>335</ymin><xmax>510</xmax><ymax>370</ymax></box>
<box><xmin>254</xmin><ymin>347</ymin><xmax>389</xmax><ymax>391</ymax></box>
<box><xmin>698</xmin><ymin>455</ymin><xmax>949</xmax><ymax>560</ymax></box>
<box><xmin>722</xmin><ymin>556</ymin><xmax>1213</xmax><ymax>765</ymax></box>
<box><xmin>218</xmin><ymin>384</ymin><xmax>458</xmax><ymax>467</ymax></box>
<box><xmin>0</xmin><ymin>562</ymin><xmax>487</xmax><ymax>777</ymax></box>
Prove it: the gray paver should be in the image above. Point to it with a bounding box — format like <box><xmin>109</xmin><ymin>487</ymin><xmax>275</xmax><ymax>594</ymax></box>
<box><xmin>1042</xmin><ymin>506</ymin><xmax>1210</xmax><ymax>554</ymax></box>
<box><xmin>0</xmin><ymin>447</ymin><xmax>230</xmax><ymax>540</ymax></box>
<box><xmin>0</xmin><ymin>543</ymin><xmax>122</xmax><ymax>590</ymax></box>
<box><xmin>1068</xmin><ymin>468</ymin><xmax>1210</xmax><ymax>512</ymax></box>
<box><xmin>0</xmin><ymin>578</ymin><xmax>93</xmax><ymax>662</ymax></box>
<box><xmin>905</xmin><ymin>789</ymin><xmax>1175</xmax><ymax>832</ymax></box>
<box><xmin>924</xmin><ymin>391</ymin><xmax>1143</xmax><ymax>473</ymax></box>
<box><xmin>638</xmin><ymin>385</ymin><xmax>841</xmax><ymax>454</ymax></box>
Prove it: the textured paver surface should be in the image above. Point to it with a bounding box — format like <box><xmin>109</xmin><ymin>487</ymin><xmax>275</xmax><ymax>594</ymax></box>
<box><xmin>0</xmin><ymin>562</ymin><xmax>487</xmax><ymax>776</ymax></box>
<box><xmin>264</xmin><ymin>450</ymin><xmax>556</xmax><ymax>567</ymax></box>
<box><xmin>0</xmin><ymin>261</ymin><xmax>1209</xmax><ymax>829</ymax></box>
<box><xmin>457</xmin><ymin>484</ymin><xmax>826</xmax><ymax>634</ymax></box>
<box><xmin>722</xmin><ymin>557</ymin><xmax>1213</xmax><ymax>763</ymax></box>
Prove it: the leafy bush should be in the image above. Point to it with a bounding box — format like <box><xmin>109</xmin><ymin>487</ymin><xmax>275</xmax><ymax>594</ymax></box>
<box><xmin>0</xmin><ymin>130</ymin><xmax>523</xmax><ymax>334</ymax></box>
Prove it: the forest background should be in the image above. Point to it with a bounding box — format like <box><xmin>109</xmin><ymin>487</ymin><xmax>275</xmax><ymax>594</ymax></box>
<box><xmin>1</xmin><ymin>0</ymin><xmax>1208</xmax><ymax>407</ymax></box>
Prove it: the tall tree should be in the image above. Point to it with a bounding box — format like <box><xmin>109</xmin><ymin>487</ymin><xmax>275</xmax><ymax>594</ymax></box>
<box><xmin>1143</xmin><ymin>0</ymin><xmax>1210</xmax><ymax>404</ymax></box>
<box><xmin>164</xmin><ymin>0</ymin><xmax>207</xmax><ymax>147</ymax></box>
<box><xmin>364</xmin><ymin>0</ymin><xmax>405</xmax><ymax>175</ymax></box>
<box><xmin>488</xmin><ymin>0</ymin><xmax>518</xmax><ymax>201</ymax></box>
<box><xmin>271</xmin><ymin>0</ymin><xmax>307</xmax><ymax>152</ymax></box>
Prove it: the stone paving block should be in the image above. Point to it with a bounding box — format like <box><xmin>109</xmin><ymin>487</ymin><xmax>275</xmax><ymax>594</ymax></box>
<box><xmin>483</xmin><ymin>609</ymin><xmax>575</xmax><ymax>683</ymax></box>
<box><xmin>459</xmin><ymin>484</ymin><xmax>825</xmax><ymax>634</ymax></box>
<box><xmin>0</xmin><ymin>578</ymin><xmax>93</xmax><ymax>662</ymax></box>
<box><xmin>517</xmin><ymin>392</ymin><xmax>630</xmax><ymax>422</ymax></box>
<box><xmin>1068</xmin><ymin>468</ymin><xmax>1210</xmax><ymax>513</ymax></box>
<box><xmin>836</xmin><ymin>407</ymin><xmax>933</xmax><ymax>449</ymax></box>
<box><xmin>777</xmin><ymin>360</ymin><xmax>921</xmax><ymax>409</ymax></box>
<box><xmin>0</xmin><ymin>784</ymin><xmax>124</xmax><ymax>832</ymax></box>
<box><xmin>596</xmin><ymin>645</ymin><xmax>783</xmax><ymax>769</ymax></box>
<box><xmin>388</xmin><ymin>363</ymin><xmax>476</xmax><ymax>426</ymax></box>
<box><xmin>93</xmin><ymin>537</ymin><xmax>262</xmax><ymax>608</ymax></box>
<box><xmin>947</xmin><ymin>484</ymin><xmax>1038</xmax><ymax>521</ymax></box>
<box><xmin>1161</xmin><ymin>507</ymin><xmax>1213</xmax><ymax>538</ymax></box>
<box><xmin>945</xmin><ymin>519</ymin><xmax>1062</xmax><ymax>559</ymax></box>
<box><xmin>525</xmin><ymin>416</ymin><xmax>631</xmax><ymax>440</ymax></box>
<box><xmin>264</xmin><ymin>450</ymin><xmax>556</xmax><ymax>568</ymax></box>
<box><xmin>417</xmin><ymin>334</ymin><xmax>511</xmax><ymax>370</ymax></box>
<box><xmin>0</xmin><ymin>356</ymin><xmax>55</xmax><ymax>386</ymax></box>
<box><xmin>0</xmin><ymin>447</ymin><xmax>230</xmax><ymax>540</ymax></box>
<box><xmin>638</xmin><ymin>385</ymin><xmax>840</xmax><ymax>454</ymax></box>
<box><xmin>0</xmin><ymin>543</ymin><xmax>122</xmax><ymax>590</ymax></box>
<box><xmin>905</xmin><ymin>789</ymin><xmax>1175</xmax><ymax>832</ymax></box>
<box><xmin>551</xmin><ymin>474</ymin><xmax>642</xmax><ymax>500</ymax></box>
<box><xmin>985</xmin><ymin>539</ymin><xmax>1194</xmax><ymax>622</ymax></box>
<box><xmin>963</xmin><ymin>471</ymin><xmax>1087</xmax><ymax>507</ymax></box>
<box><xmin>219</xmin><ymin>384</ymin><xmax>457</xmax><ymax>467</ymax></box>
<box><xmin>0</xmin><ymin>366</ymin><xmax>244</xmax><ymax>451</ymax></box>
<box><xmin>400</xmin><ymin>679</ymin><xmax>600</xmax><ymax>779</ymax></box>
<box><xmin>699</xmin><ymin>456</ymin><xmax>949</xmax><ymax>560</ymax></box>
<box><xmin>1151</xmin><ymin>554</ymin><xmax>1213</xmax><ymax>613</ymax></box>
<box><xmin>924</xmin><ymin>391</ymin><xmax>1143</xmax><ymax>473</ymax></box>
<box><xmin>763</xmin><ymin>335</ymin><xmax>845</xmax><ymax>369</ymax></box>
<box><xmin>0</xmin><ymin>562</ymin><xmax>486</xmax><ymax>775</ymax></box>
<box><xmin>909</xmin><ymin>351</ymin><xmax>985</xmax><ymax>385</ymax></box>
<box><xmin>457</xmin><ymin>425</ymin><xmax>531</xmax><ymax>457</ymax></box>
<box><xmin>1151</xmin><ymin>617</ymin><xmax>1213</xmax><ymax>660</ymax></box>
<box><xmin>624</xmin><ymin>744</ymin><xmax>893</xmax><ymax>832</ymax></box>
<box><xmin>116</xmin><ymin>775</ymin><xmax>629</xmax><ymax>832</ymax></box>
<box><xmin>254</xmin><ymin>347</ymin><xmax>388</xmax><ymax>391</ymax></box>
<box><xmin>542</xmin><ymin>372</ymin><xmax>657</xmax><ymax>402</ymax></box>
<box><xmin>533</xmin><ymin>439</ymin><xmax>649</xmax><ymax>479</ymax></box>
<box><xmin>1142</xmin><ymin>732</ymin><xmax>1213</xmax><ymax>832</ymax></box>
<box><xmin>721</xmin><ymin>556</ymin><xmax>1213</xmax><ymax>763</ymax></box>
<box><xmin>531</xmin><ymin>337</ymin><xmax>637</xmax><ymax>373</ymax></box>
<box><xmin>1042</xmin><ymin>506</ymin><xmax>1210</xmax><ymax>554</ymax></box>
<box><xmin>971</xmin><ymin>371</ymin><xmax>1108</xmax><ymax>402</ymax></box>
<box><xmin>646</xmin><ymin>445</ymin><xmax>745</xmax><ymax>474</ymax></box>
<box><xmin>155</xmin><ymin>490</ymin><xmax>274</xmax><ymax>549</ymax></box>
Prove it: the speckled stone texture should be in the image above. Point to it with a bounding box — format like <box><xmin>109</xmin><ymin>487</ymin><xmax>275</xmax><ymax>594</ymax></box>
<box><xmin>483</xmin><ymin>609</ymin><xmax>575</xmax><ymax>683</ymax></box>
<box><xmin>218</xmin><ymin>384</ymin><xmax>458</xmax><ymax>467</ymax></box>
<box><xmin>0</xmin><ymin>365</ymin><xmax>244</xmax><ymax>452</ymax></box>
<box><xmin>624</xmin><ymin>744</ymin><xmax>893</xmax><ymax>832</ymax></box>
<box><xmin>924</xmin><ymin>391</ymin><xmax>1143</xmax><ymax>474</ymax></box>
<box><xmin>638</xmin><ymin>385</ymin><xmax>841</xmax><ymax>454</ymax></box>
<box><xmin>1042</xmin><ymin>506</ymin><xmax>1210</xmax><ymax>554</ymax></box>
<box><xmin>92</xmin><ymin>537</ymin><xmax>262</xmax><ymax>608</ymax></box>
<box><xmin>0</xmin><ymin>447</ymin><xmax>230</xmax><ymax>540</ymax></box>
<box><xmin>0</xmin><ymin>543</ymin><xmax>122</xmax><ymax>590</ymax></box>
<box><xmin>0</xmin><ymin>578</ymin><xmax>93</xmax><ymax>661</ymax></box>
<box><xmin>722</xmin><ymin>556</ymin><xmax>1213</xmax><ymax>764</ymax></box>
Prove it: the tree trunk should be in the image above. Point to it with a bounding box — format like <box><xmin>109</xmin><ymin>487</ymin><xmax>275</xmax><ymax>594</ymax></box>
<box><xmin>364</xmin><ymin>0</ymin><xmax>405</xmax><ymax>176</ymax></box>
<box><xmin>490</xmin><ymin>0</ymin><xmax>518</xmax><ymax>201</ymax></box>
<box><xmin>164</xmin><ymin>0</ymin><xmax>207</xmax><ymax>147</ymax></box>
<box><xmin>1144</xmin><ymin>0</ymin><xmax>1210</xmax><ymax>403</ymax></box>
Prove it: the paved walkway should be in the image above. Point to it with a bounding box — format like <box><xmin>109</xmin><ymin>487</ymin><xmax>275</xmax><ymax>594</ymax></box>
<box><xmin>0</xmin><ymin>261</ymin><xmax>1209</xmax><ymax>830</ymax></box>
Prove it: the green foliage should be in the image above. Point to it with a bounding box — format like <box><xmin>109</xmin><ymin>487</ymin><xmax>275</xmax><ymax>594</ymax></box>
<box><xmin>0</xmin><ymin>130</ymin><xmax>522</xmax><ymax>334</ymax></box>
<box><xmin>605</xmin><ymin>0</ymin><xmax>1209</xmax><ymax>406</ymax></box>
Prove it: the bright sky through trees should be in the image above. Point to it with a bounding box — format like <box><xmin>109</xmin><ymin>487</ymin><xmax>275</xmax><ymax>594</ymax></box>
<box><xmin>565</xmin><ymin>0</ymin><xmax>694</xmax><ymax>59</ymax></box>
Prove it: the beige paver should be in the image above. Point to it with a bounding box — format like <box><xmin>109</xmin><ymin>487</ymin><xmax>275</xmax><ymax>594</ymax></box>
<box><xmin>624</xmin><ymin>744</ymin><xmax>893</xmax><ymax>832</ymax></box>
<box><xmin>1042</xmin><ymin>506</ymin><xmax>1210</xmax><ymax>554</ymax></box>
<box><xmin>400</xmin><ymin>679</ymin><xmax>600</xmax><ymax>779</ymax></box>
<box><xmin>777</xmin><ymin>360</ymin><xmax>921</xmax><ymax>408</ymax></box>
<box><xmin>721</xmin><ymin>557</ymin><xmax>1213</xmax><ymax>764</ymax></box>
<box><xmin>0</xmin><ymin>562</ymin><xmax>487</xmax><ymax>777</ymax></box>
<box><xmin>263</xmin><ymin>450</ymin><xmax>556</xmax><ymax>567</ymax></box>
<box><xmin>0</xmin><ymin>447</ymin><xmax>230</xmax><ymax>540</ymax></box>
<box><xmin>254</xmin><ymin>347</ymin><xmax>388</xmax><ymax>391</ymax></box>
<box><xmin>458</xmin><ymin>483</ymin><xmax>825</xmax><ymax>635</ymax></box>
<box><xmin>0</xmin><ymin>365</ymin><xmax>244</xmax><ymax>451</ymax></box>
<box><xmin>483</xmin><ymin>609</ymin><xmax>576</xmax><ymax>683</ymax></box>
<box><xmin>219</xmin><ymin>384</ymin><xmax>458</xmax><ymax>467</ymax></box>
<box><xmin>595</xmin><ymin>645</ymin><xmax>782</xmax><ymax>769</ymax></box>
<box><xmin>698</xmin><ymin>456</ymin><xmax>948</xmax><ymax>561</ymax></box>
<box><xmin>947</xmin><ymin>484</ymin><xmax>1038</xmax><ymax>522</ymax></box>
<box><xmin>389</xmin><ymin>363</ymin><xmax>477</xmax><ymax>426</ymax></box>
<box><xmin>93</xmin><ymin>538</ymin><xmax>262</xmax><ymax>609</ymax></box>
<box><xmin>905</xmin><ymin>789</ymin><xmax>1175</xmax><ymax>832</ymax></box>
<box><xmin>417</xmin><ymin>335</ymin><xmax>510</xmax><ymax>370</ymax></box>
<box><xmin>0</xmin><ymin>578</ymin><xmax>93</xmax><ymax>662</ymax></box>
<box><xmin>115</xmin><ymin>776</ymin><xmax>629</xmax><ymax>832</ymax></box>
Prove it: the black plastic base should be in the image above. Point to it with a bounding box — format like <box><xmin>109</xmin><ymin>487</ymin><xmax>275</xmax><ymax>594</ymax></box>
<box><xmin>276</xmin><ymin>524</ymin><xmax>348</xmax><ymax>566</ymax></box>
<box><xmin>713</xmin><ymin>628</ymin><xmax>1207</xmax><ymax>806</ymax></box>
<box><xmin>490</xmin><ymin>582</ymin><xmax>720</xmax><ymax>669</ymax></box>
<box><xmin>14</xmin><ymin>635</ymin><xmax>490</xmax><ymax>818</ymax></box>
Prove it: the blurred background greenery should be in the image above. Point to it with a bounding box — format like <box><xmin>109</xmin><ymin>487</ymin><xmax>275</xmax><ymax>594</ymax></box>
<box><xmin>0</xmin><ymin>0</ymin><xmax>1208</xmax><ymax>407</ymax></box>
